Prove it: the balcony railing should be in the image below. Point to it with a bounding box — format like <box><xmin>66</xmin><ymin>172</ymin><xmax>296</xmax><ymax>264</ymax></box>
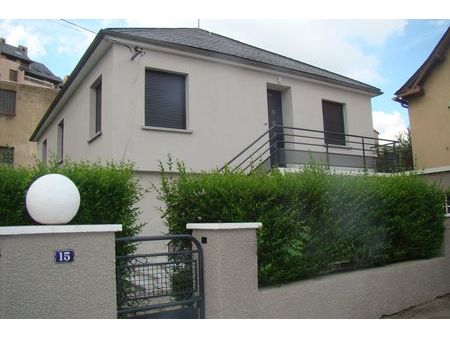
<box><xmin>221</xmin><ymin>125</ymin><xmax>413</xmax><ymax>173</ymax></box>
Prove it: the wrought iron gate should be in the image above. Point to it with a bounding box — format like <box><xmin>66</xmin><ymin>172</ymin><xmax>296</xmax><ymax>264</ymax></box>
<box><xmin>115</xmin><ymin>235</ymin><xmax>204</xmax><ymax>319</ymax></box>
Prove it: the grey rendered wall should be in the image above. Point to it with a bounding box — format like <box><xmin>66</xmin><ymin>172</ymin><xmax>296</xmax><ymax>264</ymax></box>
<box><xmin>109</xmin><ymin>42</ymin><xmax>376</xmax><ymax>172</ymax></box>
<box><xmin>191</xmin><ymin>224</ymin><xmax>450</xmax><ymax>319</ymax></box>
<box><xmin>0</xmin><ymin>230</ymin><xmax>117</xmax><ymax>318</ymax></box>
<box><xmin>36</xmin><ymin>43</ymin><xmax>115</xmax><ymax>163</ymax></box>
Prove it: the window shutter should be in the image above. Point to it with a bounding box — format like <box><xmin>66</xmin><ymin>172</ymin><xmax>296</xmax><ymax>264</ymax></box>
<box><xmin>145</xmin><ymin>70</ymin><xmax>186</xmax><ymax>129</ymax></box>
<box><xmin>0</xmin><ymin>90</ymin><xmax>16</xmax><ymax>116</ymax></box>
<box><xmin>0</xmin><ymin>146</ymin><xmax>14</xmax><ymax>165</ymax></box>
<box><xmin>95</xmin><ymin>82</ymin><xmax>102</xmax><ymax>133</ymax></box>
<box><xmin>322</xmin><ymin>100</ymin><xmax>346</xmax><ymax>145</ymax></box>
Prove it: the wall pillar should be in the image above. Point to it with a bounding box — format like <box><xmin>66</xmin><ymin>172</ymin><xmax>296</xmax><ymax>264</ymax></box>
<box><xmin>187</xmin><ymin>223</ymin><xmax>261</xmax><ymax>319</ymax></box>
<box><xmin>0</xmin><ymin>224</ymin><xmax>121</xmax><ymax>318</ymax></box>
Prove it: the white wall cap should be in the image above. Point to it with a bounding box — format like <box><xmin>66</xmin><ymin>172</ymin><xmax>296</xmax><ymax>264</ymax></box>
<box><xmin>421</xmin><ymin>165</ymin><xmax>450</xmax><ymax>174</ymax></box>
<box><xmin>186</xmin><ymin>222</ymin><xmax>262</xmax><ymax>230</ymax></box>
<box><xmin>0</xmin><ymin>224</ymin><xmax>122</xmax><ymax>236</ymax></box>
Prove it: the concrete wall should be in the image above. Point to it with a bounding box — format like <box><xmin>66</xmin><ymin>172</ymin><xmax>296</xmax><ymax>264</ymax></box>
<box><xmin>189</xmin><ymin>223</ymin><xmax>450</xmax><ymax>319</ymax></box>
<box><xmin>408</xmin><ymin>47</ymin><xmax>450</xmax><ymax>170</ymax></box>
<box><xmin>0</xmin><ymin>225</ymin><xmax>120</xmax><ymax>319</ymax></box>
<box><xmin>0</xmin><ymin>80</ymin><xmax>57</xmax><ymax>166</ymax></box>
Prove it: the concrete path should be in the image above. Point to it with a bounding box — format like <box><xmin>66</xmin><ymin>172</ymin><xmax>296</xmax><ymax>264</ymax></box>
<box><xmin>383</xmin><ymin>294</ymin><xmax>450</xmax><ymax>319</ymax></box>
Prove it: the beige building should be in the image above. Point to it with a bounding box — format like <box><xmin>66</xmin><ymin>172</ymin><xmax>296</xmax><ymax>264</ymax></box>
<box><xmin>30</xmin><ymin>28</ymin><xmax>387</xmax><ymax>236</ymax></box>
<box><xmin>395</xmin><ymin>27</ymin><xmax>450</xmax><ymax>171</ymax></box>
<box><xmin>394</xmin><ymin>26</ymin><xmax>450</xmax><ymax>219</ymax></box>
<box><xmin>0</xmin><ymin>38</ymin><xmax>61</xmax><ymax>166</ymax></box>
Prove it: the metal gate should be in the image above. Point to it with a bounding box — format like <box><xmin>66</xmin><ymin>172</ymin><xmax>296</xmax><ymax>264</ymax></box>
<box><xmin>115</xmin><ymin>235</ymin><xmax>204</xmax><ymax>319</ymax></box>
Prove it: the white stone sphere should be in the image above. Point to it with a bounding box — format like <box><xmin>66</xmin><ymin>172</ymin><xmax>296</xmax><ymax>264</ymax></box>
<box><xmin>26</xmin><ymin>174</ymin><xmax>80</xmax><ymax>224</ymax></box>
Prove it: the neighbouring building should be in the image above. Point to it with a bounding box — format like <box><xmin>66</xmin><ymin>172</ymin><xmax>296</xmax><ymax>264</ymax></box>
<box><xmin>0</xmin><ymin>38</ymin><xmax>61</xmax><ymax>166</ymax></box>
<box><xmin>30</xmin><ymin>28</ymin><xmax>397</xmax><ymax>237</ymax></box>
<box><xmin>394</xmin><ymin>26</ymin><xmax>450</xmax><ymax>220</ymax></box>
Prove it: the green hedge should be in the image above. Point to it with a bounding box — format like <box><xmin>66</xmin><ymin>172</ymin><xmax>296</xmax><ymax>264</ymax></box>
<box><xmin>158</xmin><ymin>162</ymin><xmax>446</xmax><ymax>286</ymax></box>
<box><xmin>0</xmin><ymin>161</ymin><xmax>144</xmax><ymax>256</ymax></box>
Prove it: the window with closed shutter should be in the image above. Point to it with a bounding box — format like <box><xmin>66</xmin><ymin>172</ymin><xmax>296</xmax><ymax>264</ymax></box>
<box><xmin>322</xmin><ymin>100</ymin><xmax>346</xmax><ymax>145</ymax></box>
<box><xmin>0</xmin><ymin>89</ymin><xmax>16</xmax><ymax>116</ymax></box>
<box><xmin>95</xmin><ymin>83</ymin><xmax>102</xmax><ymax>133</ymax></box>
<box><xmin>42</xmin><ymin>139</ymin><xmax>48</xmax><ymax>165</ymax></box>
<box><xmin>9</xmin><ymin>69</ymin><xmax>18</xmax><ymax>82</ymax></box>
<box><xmin>0</xmin><ymin>146</ymin><xmax>14</xmax><ymax>165</ymax></box>
<box><xmin>57</xmin><ymin>120</ymin><xmax>64</xmax><ymax>163</ymax></box>
<box><xmin>145</xmin><ymin>70</ymin><xmax>186</xmax><ymax>129</ymax></box>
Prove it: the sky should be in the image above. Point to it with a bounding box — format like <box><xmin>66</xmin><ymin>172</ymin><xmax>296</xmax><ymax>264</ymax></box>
<box><xmin>0</xmin><ymin>18</ymin><xmax>448</xmax><ymax>141</ymax></box>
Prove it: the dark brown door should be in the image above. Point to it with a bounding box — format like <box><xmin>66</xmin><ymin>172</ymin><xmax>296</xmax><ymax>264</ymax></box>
<box><xmin>322</xmin><ymin>100</ymin><xmax>346</xmax><ymax>145</ymax></box>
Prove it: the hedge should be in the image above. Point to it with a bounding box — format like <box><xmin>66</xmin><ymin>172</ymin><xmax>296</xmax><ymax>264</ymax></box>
<box><xmin>158</xmin><ymin>161</ymin><xmax>446</xmax><ymax>286</ymax></box>
<box><xmin>0</xmin><ymin>160</ymin><xmax>144</xmax><ymax>256</ymax></box>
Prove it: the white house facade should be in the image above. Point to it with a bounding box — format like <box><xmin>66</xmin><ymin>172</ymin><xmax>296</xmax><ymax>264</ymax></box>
<box><xmin>31</xmin><ymin>28</ymin><xmax>386</xmax><ymax>237</ymax></box>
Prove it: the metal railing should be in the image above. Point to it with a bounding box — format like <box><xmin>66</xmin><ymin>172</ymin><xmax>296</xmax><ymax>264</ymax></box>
<box><xmin>221</xmin><ymin>125</ymin><xmax>413</xmax><ymax>173</ymax></box>
<box><xmin>115</xmin><ymin>235</ymin><xmax>205</xmax><ymax>319</ymax></box>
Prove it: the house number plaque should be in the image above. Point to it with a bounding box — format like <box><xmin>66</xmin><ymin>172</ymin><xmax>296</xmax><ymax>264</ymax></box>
<box><xmin>54</xmin><ymin>250</ymin><xmax>75</xmax><ymax>263</ymax></box>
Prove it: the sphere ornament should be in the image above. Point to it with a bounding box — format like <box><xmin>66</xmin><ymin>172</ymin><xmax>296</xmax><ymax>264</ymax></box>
<box><xmin>26</xmin><ymin>174</ymin><xmax>80</xmax><ymax>224</ymax></box>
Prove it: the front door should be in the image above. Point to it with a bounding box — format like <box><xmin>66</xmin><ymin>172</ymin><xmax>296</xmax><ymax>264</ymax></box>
<box><xmin>267</xmin><ymin>90</ymin><xmax>284</xmax><ymax>167</ymax></box>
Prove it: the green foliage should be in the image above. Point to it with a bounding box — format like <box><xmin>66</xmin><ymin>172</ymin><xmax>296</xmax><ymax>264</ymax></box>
<box><xmin>0</xmin><ymin>160</ymin><xmax>145</xmax><ymax>256</ymax></box>
<box><xmin>376</xmin><ymin>128</ymin><xmax>413</xmax><ymax>172</ymax></box>
<box><xmin>157</xmin><ymin>161</ymin><xmax>445</xmax><ymax>286</ymax></box>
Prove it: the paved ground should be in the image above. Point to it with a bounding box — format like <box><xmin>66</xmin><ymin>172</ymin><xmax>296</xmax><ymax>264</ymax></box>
<box><xmin>383</xmin><ymin>294</ymin><xmax>450</xmax><ymax>319</ymax></box>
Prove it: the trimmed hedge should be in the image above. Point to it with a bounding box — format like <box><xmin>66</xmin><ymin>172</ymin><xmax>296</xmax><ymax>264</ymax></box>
<box><xmin>158</xmin><ymin>162</ymin><xmax>446</xmax><ymax>286</ymax></box>
<box><xmin>0</xmin><ymin>161</ymin><xmax>144</xmax><ymax>256</ymax></box>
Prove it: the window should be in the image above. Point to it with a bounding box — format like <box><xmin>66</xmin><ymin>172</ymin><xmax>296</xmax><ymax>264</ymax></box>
<box><xmin>57</xmin><ymin>120</ymin><xmax>64</xmax><ymax>163</ymax></box>
<box><xmin>0</xmin><ymin>146</ymin><xmax>14</xmax><ymax>165</ymax></box>
<box><xmin>445</xmin><ymin>193</ymin><xmax>450</xmax><ymax>217</ymax></box>
<box><xmin>9</xmin><ymin>69</ymin><xmax>18</xmax><ymax>82</ymax></box>
<box><xmin>145</xmin><ymin>69</ymin><xmax>186</xmax><ymax>130</ymax></box>
<box><xmin>42</xmin><ymin>139</ymin><xmax>47</xmax><ymax>165</ymax></box>
<box><xmin>322</xmin><ymin>100</ymin><xmax>346</xmax><ymax>146</ymax></box>
<box><xmin>90</xmin><ymin>76</ymin><xmax>102</xmax><ymax>137</ymax></box>
<box><xmin>0</xmin><ymin>89</ymin><xmax>16</xmax><ymax>116</ymax></box>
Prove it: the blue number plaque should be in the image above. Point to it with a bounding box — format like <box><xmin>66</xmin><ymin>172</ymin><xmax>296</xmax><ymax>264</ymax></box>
<box><xmin>54</xmin><ymin>250</ymin><xmax>75</xmax><ymax>263</ymax></box>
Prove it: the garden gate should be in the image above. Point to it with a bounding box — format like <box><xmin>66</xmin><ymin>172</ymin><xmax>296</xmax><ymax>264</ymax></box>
<box><xmin>115</xmin><ymin>235</ymin><xmax>204</xmax><ymax>319</ymax></box>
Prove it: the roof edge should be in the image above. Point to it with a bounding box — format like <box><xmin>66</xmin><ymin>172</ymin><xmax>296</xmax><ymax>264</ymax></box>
<box><xmin>395</xmin><ymin>26</ymin><xmax>450</xmax><ymax>103</ymax></box>
<box><xmin>105</xmin><ymin>29</ymin><xmax>381</xmax><ymax>95</ymax></box>
<box><xmin>30</xmin><ymin>30</ymin><xmax>107</xmax><ymax>141</ymax></box>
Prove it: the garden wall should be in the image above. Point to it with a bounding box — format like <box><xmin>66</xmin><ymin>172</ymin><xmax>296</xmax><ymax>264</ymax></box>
<box><xmin>189</xmin><ymin>223</ymin><xmax>450</xmax><ymax>319</ymax></box>
<box><xmin>0</xmin><ymin>225</ymin><xmax>121</xmax><ymax>318</ymax></box>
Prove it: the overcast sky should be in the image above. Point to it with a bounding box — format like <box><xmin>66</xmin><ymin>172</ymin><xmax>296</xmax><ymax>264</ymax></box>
<box><xmin>1</xmin><ymin>18</ymin><xmax>448</xmax><ymax>141</ymax></box>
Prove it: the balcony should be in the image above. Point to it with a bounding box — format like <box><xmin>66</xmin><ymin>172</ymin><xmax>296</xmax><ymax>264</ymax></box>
<box><xmin>221</xmin><ymin>125</ymin><xmax>413</xmax><ymax>173</ymax></box>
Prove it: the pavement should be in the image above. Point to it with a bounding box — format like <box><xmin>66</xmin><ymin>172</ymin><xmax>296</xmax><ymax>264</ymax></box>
<box><xmin>383</xmin><ymin>294</ymin><xmax>450</xmax><ymax>319</ymax></box>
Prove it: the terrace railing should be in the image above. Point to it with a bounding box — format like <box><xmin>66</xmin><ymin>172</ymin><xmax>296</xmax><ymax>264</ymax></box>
<box><xmin>220</xmin><ymin>125</ymin><xmax>413</xmax><ymax>173</ymax></box>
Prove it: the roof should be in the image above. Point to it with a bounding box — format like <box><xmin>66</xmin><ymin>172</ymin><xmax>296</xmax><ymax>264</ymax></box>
<box><xmin>0</xmin><ymin>40</ymin><xmax>62</xmax><ymax>84</ymax></box>
<box><xmin>0</xmin><ymin>41</ymin><xmax>32</xmax><ymax>62</ymax></box>
<box><xmin>105</xmin><ymin>28</ymin><xmax>381</xmax><ymax>94</ymax></box>
<box><xmin>394</xmin><ymin>26</ymin><xmax>450</xmax><ymax>107</ymax></box>
<box><xmin>27</xmin><ymin>61</ymin><xmax>63</xmax><ymax>83</ymax></box>
<box><xmin>30</xmin><ymin>27</ymin><xmax>381</xmax><ymax>141</ymax></box>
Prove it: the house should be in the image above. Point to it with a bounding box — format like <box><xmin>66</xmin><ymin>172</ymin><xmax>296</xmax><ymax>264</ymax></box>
<box><xmin>30</xmin><ymin>28</ymin><xmax>392</xmax><ymax>236</ymax></box>
<box><xmin>0</xmin><ymin>38</ymin><xmax>62</xmax><ymax>166</ymax></box>
<box><xmin>394</xmin><ymin>26</ymin><xmax>450</xmax><ymax>219</ymax></box>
